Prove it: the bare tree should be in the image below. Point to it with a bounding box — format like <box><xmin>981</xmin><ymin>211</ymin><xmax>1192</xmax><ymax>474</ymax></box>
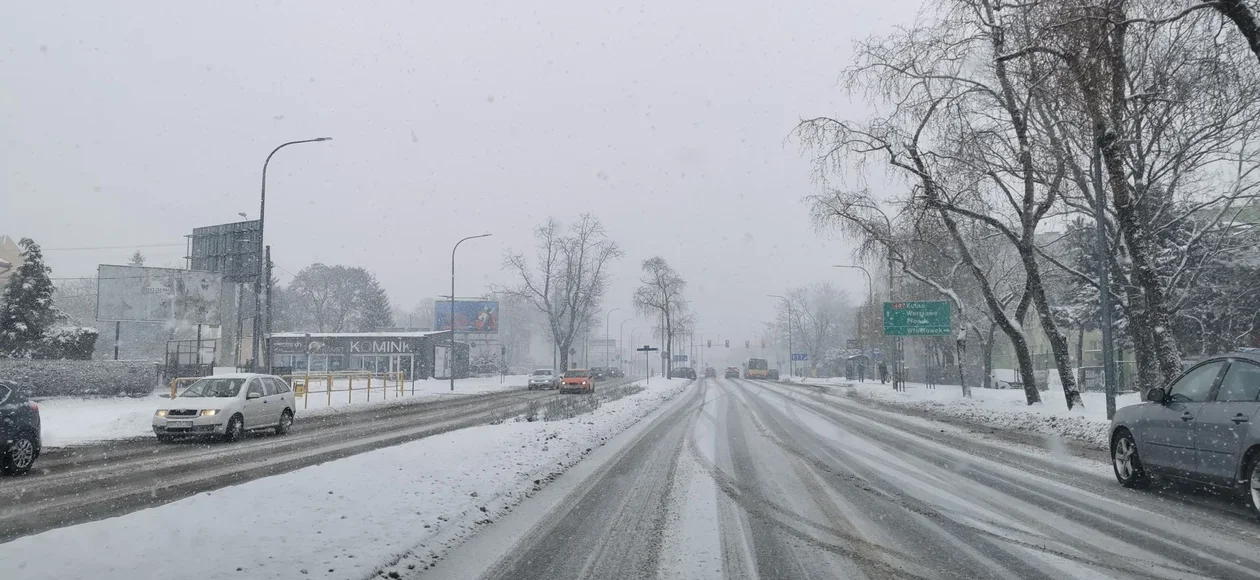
<box><xmin>796</xmin><ymin>2</ymin><xmax>1086</xmax><ymax>405</ymax></box>
<box><xmin>500</xmin><ymin>214</ymin><xmax>622</xmax><ymax>372</ymax></box>
<box><xmin>995</xmin><ymin>0</ymin><xmax>1260</xmax><ymax>389</ymax></box>
<box><xmin>284</xmin><ymin>264</ymin><xmax>392</xmax><ymax>332</ymax></box>
<box><xmin>770</xmin><ymin>282</ymin><xmax>851</xmax><ymax>376</ymax></box>
<box><xmin>633</xmin><ymin>257</ymin><xmax>688</xmax><ymax>376</ymax></box>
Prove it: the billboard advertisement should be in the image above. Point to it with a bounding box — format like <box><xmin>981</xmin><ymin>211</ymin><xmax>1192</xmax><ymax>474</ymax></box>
<box><xmin>434</xmin><ymin>300</ymin><xmax>499</xmax><ymax>333</ymax></box>
<box><xmin>187</xmin><ymin>220</ymin><xmax>261</xmax><ymax>282</ymax></box>
<box><xmin>96</xmin><ymin>265</ymin><xmax>223</xmax><ymax>323</ymax></box>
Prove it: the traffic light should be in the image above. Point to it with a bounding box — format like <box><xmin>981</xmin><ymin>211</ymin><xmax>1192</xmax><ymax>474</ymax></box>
<box><xmin>761</xmin><ymin>340</ymin><xmax>765</xmax><ymax>349</ymax></box>
<box><xmin>707</xmin><ymin>340</ymin><xmax>711</xmax><ymax>348</ymax></box>
<box><xmin>745</xmin><ymin>340</ymin><xmax>750</xmax><ymax>348</ymax></box>
<box><xmin>725</xmin><ymin>340</ymin><xmax>730</xmax><ymax>348</ymax></box>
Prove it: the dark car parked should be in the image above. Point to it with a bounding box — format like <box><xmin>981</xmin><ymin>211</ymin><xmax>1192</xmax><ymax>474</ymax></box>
<box><xmin>1110</xmin><ymin>352</ymin><xmax>1260</xmax><ymax>516</ymax></box>
<box><xmin>0</xmin><ymin>380</ymin><xmax>41</xmax><ymax>476</ymax></box>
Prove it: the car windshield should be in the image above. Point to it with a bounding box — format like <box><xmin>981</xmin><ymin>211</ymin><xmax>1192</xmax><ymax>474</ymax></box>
<box><xmin>531</xmin><ymin>370</ymin><xmax>552</xmax><ymax>376</ymax></box>
<box><xmin>178</xmin><ymin>378</ymin><xmax>245</xmax><ymax>398</ymax></box>
<box><xmin>564</xmin><ymin>371</ymin><xmax>589</xmax><ymax>378</ymax></box>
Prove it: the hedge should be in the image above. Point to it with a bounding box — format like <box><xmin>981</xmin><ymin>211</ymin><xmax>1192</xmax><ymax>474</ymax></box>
<box><xmin>0</xmin><ymin>359</ymin><xmax>158</xmax><ymax>397</ymax></box>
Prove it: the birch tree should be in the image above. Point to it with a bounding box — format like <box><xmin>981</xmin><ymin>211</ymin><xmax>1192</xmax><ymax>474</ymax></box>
<box><xmin>796</xmin><ymin>1</ymin><xmax>1088</xmax><ymax>405</ymax></box>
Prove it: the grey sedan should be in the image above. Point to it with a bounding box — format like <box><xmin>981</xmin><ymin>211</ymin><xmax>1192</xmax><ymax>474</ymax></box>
<box><xmin>1110</xmin><ymin>353</ymin><xmax>1260</xmax><ymax>516</ymax></box>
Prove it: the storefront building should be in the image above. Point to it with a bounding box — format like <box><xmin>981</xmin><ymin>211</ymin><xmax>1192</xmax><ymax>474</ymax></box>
<box><xmin>267</xmin><ymin>331</ymin><xmax>469</xmax><ymax>379</ymax></box>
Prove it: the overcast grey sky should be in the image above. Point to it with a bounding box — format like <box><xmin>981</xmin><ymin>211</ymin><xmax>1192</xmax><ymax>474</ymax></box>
<box><xmin>2</xmin><ymin>0</ymin><xmax>913</xmax><ymax>344</ymax></box>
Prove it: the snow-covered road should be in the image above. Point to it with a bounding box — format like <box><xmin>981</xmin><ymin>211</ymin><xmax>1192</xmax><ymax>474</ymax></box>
<box><xmin>435</xmin><ymin>378</ymin><xmax>1260</xmax><ymax>580</ymax></box>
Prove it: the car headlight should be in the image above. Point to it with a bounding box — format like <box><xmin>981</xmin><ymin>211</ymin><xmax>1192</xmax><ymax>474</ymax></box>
<box><xmin>155</xmin><ymin>409</ymin><xmax>167</xmax><ymax>417</ymax></box>
<box><xmin>200</xmin><ymin>409</ymin><xmax>219</xmax><ymax>417</ymax></box>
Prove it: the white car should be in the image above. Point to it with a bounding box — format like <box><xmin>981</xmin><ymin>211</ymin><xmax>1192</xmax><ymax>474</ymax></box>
<box><xmin>153</xmin><ymin>373</ymin><xmax>296</xmax><ymax>442</ymax></box>
<box><xmin>528</xmin><ymin>368</ymin><xmax>560</xmax><ymax>390</ymax></box>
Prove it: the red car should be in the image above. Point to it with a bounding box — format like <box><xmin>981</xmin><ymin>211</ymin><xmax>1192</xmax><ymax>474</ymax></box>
<box><xmin>560</xmin><ymin>369</ymin><xmax>594</xmax><ymax>394</ymax></box>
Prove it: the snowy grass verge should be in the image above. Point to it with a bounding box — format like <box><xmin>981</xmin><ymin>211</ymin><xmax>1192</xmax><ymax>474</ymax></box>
<box><xmin>834</xmin><ymin>382</ymin><xmax>1142</xmax><ymax>450</ymax></box>
<box><xmin>35</xmin><ymin>375</ymin><xmax>531</xmax><ymax>447</ymax></box>
<box><xmin>0</xmin><ymin>378</ymin><xmax>692</xmax><ymax>580</ymax></box>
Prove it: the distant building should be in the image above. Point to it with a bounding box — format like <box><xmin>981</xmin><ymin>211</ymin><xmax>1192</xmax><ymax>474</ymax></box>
<box><xmin>267</xmin><ymin>330</ymin><xmax>468</xmax><ymax>380</ymax></box>
<box><xmin>0</xmin><ymin>235</ymin><xmax>22</xmax><ymax>288</ymax></box>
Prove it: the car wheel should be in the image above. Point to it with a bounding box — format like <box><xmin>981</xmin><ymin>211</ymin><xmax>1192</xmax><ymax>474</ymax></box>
<box><xmin>1245</xmin><ymin>453</ymin><xmax>1260</xmax><ymax>518</ymax></box>
<box><xmin>224</xmin><ymin>414</ymin><xmax>245</xmax><ymax>442</ymax></box>
<box><xmin>1</xmin><ymin>432</ymin><xmax>37</xmax><ymax>475</ymax></box>
<box><xmin>275</xmin><ymin>410</ymin><xmax>294</xmax><ymax>435</ymax></box>
<box><xmin>1112</xmin><ymin>430</ymin><xmax>1150</xmax><ymax>489</ymax></box>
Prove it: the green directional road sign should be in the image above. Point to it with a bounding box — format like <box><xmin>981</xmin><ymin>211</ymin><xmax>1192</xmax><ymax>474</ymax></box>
<box><xmin>883</xmin><ymin>301</ymin><xmax>951</xmax><ymax>336</ymax></box>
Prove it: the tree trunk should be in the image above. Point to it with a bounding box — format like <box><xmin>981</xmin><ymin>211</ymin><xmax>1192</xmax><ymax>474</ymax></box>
<box><xmin>1010</xmin><ymin>330</ymin><xmax>1042</xmax><ymax>404</ymax></box>
<box><xmin>1125</xmin><ymin>283</ymin><xmax>1162</xmax><ymax>394</ymax></box>
<box><xmin>1019</xmin><ymin>247</ymin><xmax>1084</xmax><ymax>409</ymax></box>
<box><xmin>956</xmin><ymin>337</ymin><xmax>969</xmax><ymax>397</ymax></box>
<box><xmin>1076</xmin><ymin>325</ymin><xmax>1085</xmax><ymax>387</ymax></box>
<box><xmin>1214</xmin><ymin>0</ymin><xmax>1260</xmax><ymax>66</ymax></box>
<box><xmin>982</xmin><ymin>324</ymin><xmax>995</xmax><ymax>390</ymax></box>
<box><xmin>558</xmin><ymin>340</ymin><xmax>571</xmax><ymax>372</ymax></box>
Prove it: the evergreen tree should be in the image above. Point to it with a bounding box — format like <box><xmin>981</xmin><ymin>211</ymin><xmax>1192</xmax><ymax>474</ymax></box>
<box><xmin>356</xmin><ymin>275</ymin><xmax>394</xmax><ymax>331</ymax></box>
<box><xmin>0</xmin><ymin>238</ymin><xmax>60</xmax><ymax>357</ymax></box>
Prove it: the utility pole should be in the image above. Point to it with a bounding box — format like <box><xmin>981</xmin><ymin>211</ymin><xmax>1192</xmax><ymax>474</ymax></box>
<box><xmin>1094</xmin><ymin>137</ymin><xmax>1118</xmax><ymax>418</ymax></box>
<box><xmin>264</xmin><ymin>245</ymin><xmax>273</xmax><ymax>373</ymax></box>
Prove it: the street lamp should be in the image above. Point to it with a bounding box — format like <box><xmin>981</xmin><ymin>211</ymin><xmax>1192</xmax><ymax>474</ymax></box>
<box><xmin>449</xmin><ymin>233</ymin><xmax>493</xmax><ymax>391</ymax></box>
<box><xmin>629</xmin><ymin>327</ymin><xmax>643</xmax><ymax>376</ymax></box>
<box><xmin>768</xmin><ymin>294</ymin><xmax>793</xmax><ymax>378</ymax></box>
<box><xmin>255</xmin><ymin>136</ymin><xmax>331</xmax><ymax>370</ymax></box>
<box><xmin>604</xmin><ymin>308</ymin><xmax>620</xmax><ymax>368</ymax></box>
<box><xmin>834</xmin><ymin>264</ymin><xmax>874</xmax><ymax>353</ymax></box>
<box><xmin>618</xmin><ymin>318</ymin><xmax>632</xmax><ymax>371</ymax></box>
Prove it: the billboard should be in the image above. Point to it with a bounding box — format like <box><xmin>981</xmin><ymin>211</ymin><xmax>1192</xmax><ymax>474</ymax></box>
<box><xmin>96</xmin><ymin>265</ymin><xmax>223</xmax><ymax>323</ymax></box>
<box><xmin>187</xmin><ymin>220</ymin><xmax>261</xmax><ymax>282</ymax></box>
<box><xmin>434</xmin><ymin>300</ymin><xmax>499</xmax><ymax>333</ymax></box>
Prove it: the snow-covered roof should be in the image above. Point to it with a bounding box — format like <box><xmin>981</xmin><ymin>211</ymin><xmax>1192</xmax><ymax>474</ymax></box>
<box><xmin>268</xmin><ymin>331</ymin><xmax>450</xmax><ymax>338</ymax></box>
<box><xmin>206</xmin><ymin>372</ymin><xmax>273</xmax><ymax>379</ymax></box>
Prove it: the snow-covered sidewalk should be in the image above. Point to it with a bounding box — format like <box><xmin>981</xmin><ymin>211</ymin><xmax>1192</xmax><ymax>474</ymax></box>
<box><xmin>800</xmin><ymin>378</ymin><xmax>1141</xmax><ymax>449</ymax></box>
<box><xmin>36</xmin><ymin>375</ymin><xmax>532</xmax><ymax>447</ymax></box>
<box><xmin>0</xmin><ymin>378</ymin><xmax>693</xmax><ymax>580</ymax></box>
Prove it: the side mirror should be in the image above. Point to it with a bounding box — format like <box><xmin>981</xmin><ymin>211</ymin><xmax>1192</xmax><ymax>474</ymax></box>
<box><xmin>247</xmin><ymin>392</ymin><xmax>262</xmax><ymax>400</ymax></box>
<box><xmin>1145</xmin><ymin>387</ymin><xmax>1166</xmax><ymax>403</ymax></box>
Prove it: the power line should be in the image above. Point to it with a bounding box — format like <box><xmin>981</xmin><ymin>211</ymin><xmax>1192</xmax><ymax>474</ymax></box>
<box><xmin>43</xmin><ymin>243</ymin><xmax>185</xmax><ymax>251</ymax></box>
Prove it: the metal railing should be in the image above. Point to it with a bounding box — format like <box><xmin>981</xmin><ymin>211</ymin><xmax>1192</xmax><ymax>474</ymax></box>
<box><xmin>281</xmin><ymin>371</ymin><xmax>409</xmax><ymax>409</ymax></box>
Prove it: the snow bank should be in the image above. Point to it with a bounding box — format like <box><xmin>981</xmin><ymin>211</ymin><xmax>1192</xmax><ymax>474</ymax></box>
<box><xmin>0</xmin><ymin>379</ymin><xmax>693</xmax><ymax>580</ymax></box>
<box><xmin>36</xmin><ymin>375</ymin><xmax>534</xmax><ymax>447</ymax></box>
<box><xmin>842</xmin><ymin>382</ymin><xmax>1142</xmax><ymax>449</ymax></box>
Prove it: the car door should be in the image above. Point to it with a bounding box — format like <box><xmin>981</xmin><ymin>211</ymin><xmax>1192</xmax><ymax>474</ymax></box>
<box><xmin>1194</xmin><ymin>359</ymin><xmax>1260</xmax><ymax>484</ymax></box>
<box><xmin>243</xmin><ymin>378</ymin><xmax>267</xmax><ymax>428</ymax></box>
<box><xmin>265</xmin><ymin>377</ymin><xmax>292</xmax><ymax>421</ymax></box>
<box><xmin>1141</xmin><ymin>360</ymin><xmax>1226</xmax><ymax>476</ymax></box>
